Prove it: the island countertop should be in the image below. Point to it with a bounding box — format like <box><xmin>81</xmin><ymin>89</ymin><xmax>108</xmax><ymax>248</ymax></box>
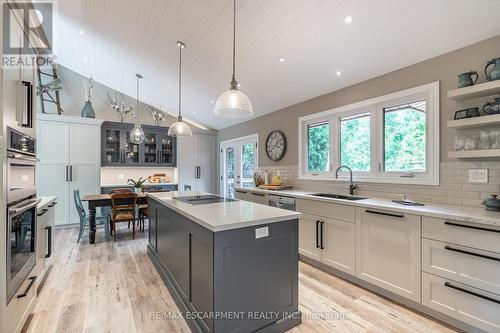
<box><xmin>147</xmin><ymin>191</ymin><xmax>302</xmax><ymax>232</ymax></box>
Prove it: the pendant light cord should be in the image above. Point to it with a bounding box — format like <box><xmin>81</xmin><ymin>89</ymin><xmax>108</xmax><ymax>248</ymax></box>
<box><xmin>179</xmin><ymin>43</ymin><xmax>182</xmax><ymax>119</ymax></box>
<box><xmin>135</xmin><ymin>73</ymin><xmax>142</xmax><ymax>123</ymax></box>
<box><xmin>230</xmin><ymin>0</ymin><xmax>237</xmax><ymax>89</ymax></box>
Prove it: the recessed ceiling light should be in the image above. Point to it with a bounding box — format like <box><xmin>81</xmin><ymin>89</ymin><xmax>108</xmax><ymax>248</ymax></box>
<box><xmin>278</xmin><ymin>57</ymin><xmax>286</xmax><ymax>63</ymax></box>
<box><xmin>83</xmin><ymin>57</ymin><xmax>88</xmax><ymax>62</ymax></box>
<box><xmin>79</xmin><ymin>30</ymin><xmax>85</xmax><ymax>35</ymax></box>
<box><xmin>210</xmin><ymin>99</ymin><xmax>215</xmax><ymax>104</ymax></box>
<box><xmin>344</xmin><ymin>15</ymin><xmax>353</xmax><ymax>24</ymax></box>
<box><xmin>193</xmin><ymin>110</ymin><xmax>198</xmax><ymax>114</ymax></box>
<box><xmin>336</xmin><ymin>70</ymin><xmax>342</xmax><ymax>76</ymax></box>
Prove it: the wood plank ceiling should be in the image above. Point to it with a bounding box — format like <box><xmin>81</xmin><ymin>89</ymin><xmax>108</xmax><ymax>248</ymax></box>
<box><xmin>54</xmin><ymin>0</ymin><xmax>500</xmax><ymax>129</ymax></box>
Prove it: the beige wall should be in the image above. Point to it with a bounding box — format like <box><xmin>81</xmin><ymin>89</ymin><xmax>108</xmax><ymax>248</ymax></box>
<box><xmin>218</xmin><ymin>35</ymin><xmax>500</xmax><ymax>167</ymax></box>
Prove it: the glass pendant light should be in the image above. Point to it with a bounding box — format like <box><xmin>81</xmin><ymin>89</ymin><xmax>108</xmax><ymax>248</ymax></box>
<box><xmin>130</xmin><ymin>73</ymin><xmax>145</xmax><ymax>144</ymax></box>
<box><xmin>214</xmin><ymin>0</ymin><xmax>253</xmax><ymax>118</ymax></box>
<box><xmin>168</xmin><ymin>41</ymin><xmax>193</xmax><ymax>137</ymax></box>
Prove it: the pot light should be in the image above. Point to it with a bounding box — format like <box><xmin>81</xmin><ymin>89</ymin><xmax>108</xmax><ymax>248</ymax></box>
<box><xmin>83</xmin><ymin>57</ymin><xmax>88</xmax><ymax>62</ymax></box>
<box><xmin>79</xmin><ymin>30</ymin><xmax>85</xmax><ymax>35</ymax></box>
<box><xmin>193</xmin><ymin>110</ymin><xmax>198</xmax><ymax>114</ymax></box>
<box><xmin>344</xmin><ymin>15</ymin><xmax>353</xmax><ymax>24</ymax></box>
<box><xmin>279</xmin><ymin>57</ymin><xmax>286</xmax><ymax>63</ymax></box>
<box><xmin>336</xmin><ymin>70</ymin><xmax>342</xmax><ymax>76</ymax></box>
<box><xmin>210</xmin><ymin>99</ymin><xmax>215</xmax><ymax>104</ymax></box>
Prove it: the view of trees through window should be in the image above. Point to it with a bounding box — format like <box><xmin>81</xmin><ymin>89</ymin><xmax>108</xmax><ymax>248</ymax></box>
<box><xmin>340</xmin><ymin>113</ymin><xmax>370</xmax><ymax>171</ymax></box>
<box><xmin>384</xmin><ymin>101</ymin><xmax>426</xmax><ymax>172</ymax></box>
<box><xmin>307</xmin><ymin>123</ymin><xmax>330</xmax><ymax>172</ymax></box>
<box><xmin>241</xmin><ymin>143</ymin><xmax>255</xmax><ymax>187</ymax></box>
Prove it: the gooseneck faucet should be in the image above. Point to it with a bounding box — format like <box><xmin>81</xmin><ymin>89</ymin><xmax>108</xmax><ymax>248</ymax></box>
<box><xmin>335</xmin><ymin>165</ymin><xmax>358</xmax><ymax>195</ymax></box>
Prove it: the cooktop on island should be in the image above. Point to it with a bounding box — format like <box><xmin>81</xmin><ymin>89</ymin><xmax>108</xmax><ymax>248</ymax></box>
<box><xmin>173</xmin><ymin>195</ymin><xmax>236</xmax><ymax>205</ymax></box>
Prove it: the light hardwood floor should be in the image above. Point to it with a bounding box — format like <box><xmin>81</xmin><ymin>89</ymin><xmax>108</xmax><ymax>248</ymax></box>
<box><xmin>25</xmin><ymin>226</ymin><xmax>458</xmax><ymax>333</ymax></box>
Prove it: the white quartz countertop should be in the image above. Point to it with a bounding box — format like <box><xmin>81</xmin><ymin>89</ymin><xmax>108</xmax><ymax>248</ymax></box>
<box><xmin>37</xmin><ymin>196</ymin><xmax>57</xmax><ymax>211</ymax></box>
<box><xmin>148</xmin><ymin>191</ymin><xmax>302</xmax><ymax>232</ymax></box>
<box><xmin>101</xmin><ymin>182</ymin><xmax>178</xmax><ymax>187</ymax></box>
<box><xmin>235</xmin><ymin>187</ymin><xmax>500</xmax><ymax>227</ymax></box>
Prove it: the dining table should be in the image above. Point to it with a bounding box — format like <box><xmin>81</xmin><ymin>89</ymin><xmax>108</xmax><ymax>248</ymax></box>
<box><xmin>82</xmin><ymin>193</ymin><xmax>149</xmax><ymax>244</ymax></box>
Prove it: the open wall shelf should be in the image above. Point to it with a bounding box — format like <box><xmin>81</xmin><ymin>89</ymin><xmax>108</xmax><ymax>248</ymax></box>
<box><xmin>447</xmin><ymin>80</ymin><xmax>500</xmax><ymax>102</ymax></box>
<box><xmin>447</xmin><ymin>114</ymin><xmax>500</xmax><ymax>129</ymax></box>
<box><xmin>448</xmin><ymin>149</ymin><xmax>500</xmax><ymax>159</ymax></box>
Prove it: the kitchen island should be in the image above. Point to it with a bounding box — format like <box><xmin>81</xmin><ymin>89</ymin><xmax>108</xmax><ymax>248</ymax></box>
<box><xmin>147</xmin><ymin>192</ymin><xmax>302</xmax><ymax>333</ymax></box>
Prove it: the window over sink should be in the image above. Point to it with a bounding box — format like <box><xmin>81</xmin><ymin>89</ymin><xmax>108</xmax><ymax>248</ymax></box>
<box><xmin>298</xmin><ymin>82</ymin><xmax>439</xmax><ymax>185</ymax></box>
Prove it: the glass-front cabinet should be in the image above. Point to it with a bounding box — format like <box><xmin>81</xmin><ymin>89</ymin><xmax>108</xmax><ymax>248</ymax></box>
<box><xmin>101</xmin><ymin>122</ymin><xmax>176</xmax><ymax>167</ymax></box>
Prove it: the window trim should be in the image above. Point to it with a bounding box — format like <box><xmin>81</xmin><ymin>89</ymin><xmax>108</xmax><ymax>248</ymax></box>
<box><xmin>298</xmin><ymin>81</ymin><xmax>440</xmax><ymax>185</ymax></box>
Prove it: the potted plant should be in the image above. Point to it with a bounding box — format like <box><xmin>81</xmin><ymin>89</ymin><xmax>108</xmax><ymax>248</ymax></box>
<box><xmin>128</xmin><ymin>177</ymin><xmax>146</xmax><ymax>194</ymax></box>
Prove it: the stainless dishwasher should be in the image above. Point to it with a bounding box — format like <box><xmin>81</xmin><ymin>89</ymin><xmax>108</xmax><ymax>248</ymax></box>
<box><xmin>268</xmin><ymin>194</ymin><xmax>296</xmax><ymax>211</ymax></box>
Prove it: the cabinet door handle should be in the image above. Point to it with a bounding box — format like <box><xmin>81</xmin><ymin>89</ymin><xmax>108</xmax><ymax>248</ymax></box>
<box><xmin>251</xmin><ymin>193</ymin><xmax>265</xmax><ymax>197</ymax></box>
<box><xmin>444</xmin><ymin>282</ymin><xmax>500</xmax><ymax>305</ymax></box>
<box><xmin>17</xmin><ymin>276</ymin><xmax>37</xmax><ymax>298</ymax></box>
<box><xmin>365</xmin><ymin>209</ymin><xmax>404</xmax><ymax>218</ymax></box>
<box><xmin>69</xmin><ymin>165</ymin><xmax>73</xmax><ymax>181</ymax></box>
<box><xmin>198</xmin><ymin>166</ymin><xmax>201</xmax><ymax>179</ymax></box>
<box><xmin>444</xmin><ymin>221</ymin><xmax>500</xmax><ymax>234</ymax></box>
<box><xmin>37</xmin><ymin>208</ymin><xmax>48</xmax><ymax>216</ymax></box>
<box><xmin>45</xmin><ymin>226</ymin><xmax>52</xmax><ymax>258</ymax></box>
<box><xmin>315</xmin><ymin>220</ymin><xmax>320</xmax><ymax>248</ymax></box>
<box><xmin>320</xmin><ymin>221</ymin><xmax>325</xmax><ymax>249</ymax></box>
<box><xmin>235</xmin><ymin>190</ymin><xmax>246</xmax><ymax>194</ymax></box>
<box><xmin>444</xmin><ymin>245</ymin><xmax>500</xmax><ymax>262</ymax></box>
<box><xmin>48</xmin><ymin>201</ymin><xmax>58</xmax><ymax>207</ymax></box>
<box><xmin>65</xmin><ymin>165</ymin><xmax>70</xmax><ymax>181</ymax></box>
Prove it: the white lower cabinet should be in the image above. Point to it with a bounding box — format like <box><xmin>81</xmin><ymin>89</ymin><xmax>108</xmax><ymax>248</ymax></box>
<box><xmin>234</xmin><ymin>189</ymin><xmax>268</xmax><ymax>205</ymax></box>
<box><xmin>298</xmin><ymin>213</ymin><xmax>355</xmax><ymax>274</ymax></box>
<box><xmin>422</xmin><ymin>272</ymin><xmax>500</xmax><ymax>333</ymax></box>
<box><xmin>356</xmin><ymin>208</ymin><xmax>421</xmax><ymax>302</ymax></box>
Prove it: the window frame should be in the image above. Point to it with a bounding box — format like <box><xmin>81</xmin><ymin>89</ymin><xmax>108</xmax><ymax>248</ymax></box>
<box><xmin>298</xmin><ymin>81</ymin><xmax>440</xmax><ymax>185</ymax></box>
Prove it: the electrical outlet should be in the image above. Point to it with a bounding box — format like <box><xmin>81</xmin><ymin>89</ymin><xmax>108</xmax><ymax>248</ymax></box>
<box><xmin>118</xmin><ymin>174</ymin><xmax>125</xmax><ymax>180</ymax></box>
<box><xmin>469</xmin><ymin>169</ymin><xmax>488</xmax><ymax>183</ymax></box>
<box><xmin>255</xmin><ymin>226</ymin><xmax>269</xmax><ymax>239</ymax></box>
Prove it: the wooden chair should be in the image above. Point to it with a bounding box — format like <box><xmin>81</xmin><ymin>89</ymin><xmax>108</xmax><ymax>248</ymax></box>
<box><xmin>109</xmin><ymin>192</ymin><xmax>138</xmax><ymax>241</ymax></box>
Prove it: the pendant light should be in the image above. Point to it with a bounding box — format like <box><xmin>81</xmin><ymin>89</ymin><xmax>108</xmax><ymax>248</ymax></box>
<box><xmin>213</xmin><ymin>0</ymin><xmax>253</xmax><ymax>118</ymax></box>
<box><xmin>168</xmin><ymin>41</ymin><xmax>192</xmax><ymax>137</ymax></box>
<box><xmin>130</xmin><ymin>73</ymin><xmax>145</xmax><ymax>144</ymax></box>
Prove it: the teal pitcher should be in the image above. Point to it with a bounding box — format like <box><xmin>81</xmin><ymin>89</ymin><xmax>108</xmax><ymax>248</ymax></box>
<box><xmin>457</xmin><ymin>71</ymin><xmax>478</xmax><ymax>88</ymax></box>
<box><xmin>485</xmin><ymin>57</ymin><xmax>500</xmax><ymax>81</ymax></box>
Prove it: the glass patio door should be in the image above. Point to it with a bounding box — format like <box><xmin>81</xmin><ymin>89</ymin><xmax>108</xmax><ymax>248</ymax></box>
<box><xmin>220</xmin><ymin>135</ymin><xmax>258</xmax><ymax>198</ymax></box>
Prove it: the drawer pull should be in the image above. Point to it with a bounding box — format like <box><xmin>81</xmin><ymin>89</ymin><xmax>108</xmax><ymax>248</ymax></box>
<box><xmin>365</xmin><ymin>210</ymin><xmax>404</xmax><ymax>218</ymax></box>
<box><xmin>444</xmin><ymin>221</ymin><xmax>500</xmax><ymax>234</ymax></box>
<box><xmin>320</xmin><ymin>221</ymin><xmax>325</xmax><ymax>249</ymax></box>
<box><xmin>37</xmin><ymin>208</ymin><xmax>48</xmax><ymax>216</ymax></box>
<box><xmin>444</xmin><ymin>245</ymin><xmax>500</xmax><ymax>262</ymax></box>
<box><xmin>17</xmin><ymin>276</ymin><xmax>37</xmax><ymax>298</ymax></box>
<box><xmin>444</xmin><ymin>282</ymin><xmax>500</xmax><ymax>305</ymax></box>
<box><xmin>316</xmin><ymin>220</ymin><xmax>320</xmax><ymax>249</ymax></box>
<box><xmin>48</xmin><ymin>201</ymin><xmax>58</xmax><ymax>207</ymax></box>
<box><xmin>235</xmin><ymin>190</ymin><xmax>247</xmax><ymax>194</ymax></box>
<box><xmin>251</xmin><ymin>193</ymin><xmax>265</xmax><ymax>197</ymax></box>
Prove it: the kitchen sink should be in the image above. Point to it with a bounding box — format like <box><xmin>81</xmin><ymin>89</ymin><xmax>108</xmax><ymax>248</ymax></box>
<box><xmin>312</xmin><ymin>193</ymin><xmax>367</xmax><ymax>201</ymax></box>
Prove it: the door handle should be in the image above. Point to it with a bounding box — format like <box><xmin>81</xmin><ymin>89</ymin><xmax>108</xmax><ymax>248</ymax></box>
<box><xmin>17</xmin><ymin>276</ymin><xmax>37</xmax><ymax>298</ymax></box>
<box><xmin>65</xmin><ymin>165</ymin><xmax>69</xmax><ymax>181</ymax></box>
<box><xmin>365</xmin><ymin>209</ymin><xmax>404</xmax><ymax>218</ymax></box>
<box><xmin>198</xmin><ymin>166</ymin><xmax>201</xmax><ymax>179</ymax></box>
<box><xmin>45</xmin><ymin>226</ymin><xmax>52</xmax><ymax>258</ymax></box>
<box><xmin>69</xmin><ymin>165</ymin><xmax>73</xmax><ymax>181</ymax></box>
<box><xmin>320</xmin><ymin>221</ymin><xmax>325</xmax><ymax>249</ymax></box>
<box><xmin>316</xmin><ymin>220</ymin><xmax>320</xmax><ymax>248</ymax></box>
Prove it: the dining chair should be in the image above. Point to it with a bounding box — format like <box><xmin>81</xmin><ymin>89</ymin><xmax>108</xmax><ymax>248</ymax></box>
<box><xmin>108</xmin><ymin>188</ymin><xmax>133</xmax><ymax>228</ymax></box>
<box><xmin>74</xmin><ymin>189</ymin><xmax>110</xmax><ymax>243</ymax></box>
<box><xmin>109</xmin><ymin>192</ymin><xmax>138</xmax><ymax>241</ymax></box>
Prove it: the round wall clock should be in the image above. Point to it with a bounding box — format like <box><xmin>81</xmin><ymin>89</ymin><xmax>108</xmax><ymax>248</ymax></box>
<box><xmin>266</xmin><ymin>130</ymin><xmax>287</xmax><ymax>161</ymax></box>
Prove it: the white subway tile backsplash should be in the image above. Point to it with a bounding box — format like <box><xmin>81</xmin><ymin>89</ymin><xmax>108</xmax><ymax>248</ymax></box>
<box><xmin>258</xmin><ymin>161</ymin><xmax>500</xmax><ymax>208</ymax></box>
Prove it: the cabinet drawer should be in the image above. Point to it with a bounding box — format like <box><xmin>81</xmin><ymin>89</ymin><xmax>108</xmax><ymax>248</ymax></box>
<box><xmin>296</xmin><ymin>199</ymin><xmax>355</xmax><ymax>222</ymax></box>
<box><xmin>423</xmin><ymin>238</ymin><xmax>500</xmax><ymax>296</ymax></box>
<box><xmin>234</xmin><ymin>189</ymin><xmax>250</xmax><ymax>202</ymax></box>
<box><xmin>422</xmin><ymin>272</ymin><xmax>500</xmax><ymax>333</ymax></box>
<box><xmin>422</xmin><ymin>217</ymin><xmax>500</xmax><ymax>254</ymax></box>
<box><xmin>248</xmin><ymin>191</ymin><xmax>267</xmax><ymax>205</ymax></box>
<box><xmin>6</xmin><ymin>275</ymin><xmax>37</xmax><ymax>333</ymax></box>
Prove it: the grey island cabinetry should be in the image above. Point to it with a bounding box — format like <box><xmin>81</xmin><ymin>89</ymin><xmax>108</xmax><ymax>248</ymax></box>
<box><xmin>147</xmin><ymin>192</ymin><xmax>302</xmax><ymax>333</ymax></box>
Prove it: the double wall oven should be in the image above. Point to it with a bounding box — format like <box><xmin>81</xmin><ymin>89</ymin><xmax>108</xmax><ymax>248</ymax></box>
<box><xmin>6</xmin><ymin>127</ymin><xmax>40</xmax><ymax>303</ymax></box>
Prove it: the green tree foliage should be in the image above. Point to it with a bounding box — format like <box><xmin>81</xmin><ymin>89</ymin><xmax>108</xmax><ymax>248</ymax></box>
<box><xmin>341</xmin><ymin>115</ymin><xmax>370</xmax><ymax>171</ymax></box>
<box><xmin>384</xmin><ymin>109</ymin><xmax>426</xmax><ymax>172</ymax></box>
<box><xmin>308</xmin><ymin>124</ymin><xmax>330</xmax><ymax>172</ymax></box>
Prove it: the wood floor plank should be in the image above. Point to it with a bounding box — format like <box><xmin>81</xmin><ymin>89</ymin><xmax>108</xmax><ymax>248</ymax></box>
<box><xmin>26</xmin><ymin>226</ymin><xmax>457</xmax><ymax>333</ymax></box>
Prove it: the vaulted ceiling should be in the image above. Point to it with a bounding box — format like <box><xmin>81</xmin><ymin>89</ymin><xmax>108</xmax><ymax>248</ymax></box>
<box><xmin>54</xmin><ymin>0</ymin><xmax>500</xmax><ymax>130</ymax></box>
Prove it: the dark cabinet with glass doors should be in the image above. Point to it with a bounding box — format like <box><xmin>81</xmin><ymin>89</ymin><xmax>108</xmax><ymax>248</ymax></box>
<box><xmin>101</xmin><ymin>121</ymin><xmax>176</xmax><ymax>167</ymax></box>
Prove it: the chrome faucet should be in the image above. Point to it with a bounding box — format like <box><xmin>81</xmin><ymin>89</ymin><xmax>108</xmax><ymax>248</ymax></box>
<box><xmin>335</xmin><ymin>165</ymin><xmax>358</xmax><ymax>195</ymax></box>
